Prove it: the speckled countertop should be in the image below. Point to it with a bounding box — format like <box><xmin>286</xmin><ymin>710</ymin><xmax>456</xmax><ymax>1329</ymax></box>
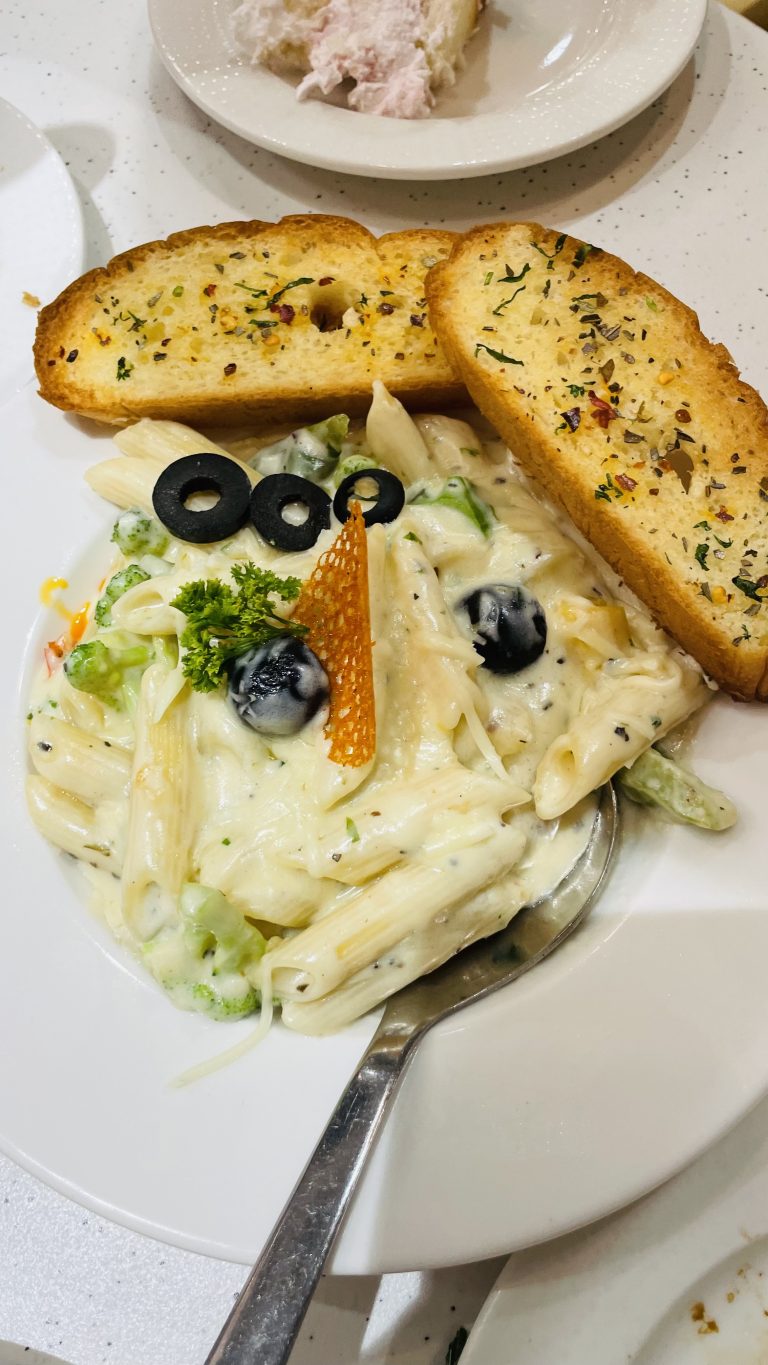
<box><xmin>0</xmin><ymin>2</ymin><xmax>767</xmax><ymax>1362</ymax></box>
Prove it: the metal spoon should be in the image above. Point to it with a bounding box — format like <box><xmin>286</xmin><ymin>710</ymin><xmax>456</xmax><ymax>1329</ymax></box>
<box><xmin>206</xmin><ymin>784</ymin><xmax>619</xmax><ymax>1365</ymax></box>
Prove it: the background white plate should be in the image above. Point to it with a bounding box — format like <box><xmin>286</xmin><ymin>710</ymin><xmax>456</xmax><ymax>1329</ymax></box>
<box><xmin>462</xmin><ymin>1092</ymin><xmax>768</xmax><ymax>1365</ymax></box>
<box><xmin>2</xmin><ymin>381</ymin><xmax>768</xmax><ymax>1276</ymax></box>
<box><xmin>0</xmin><ymin>98</ymin><xmax>84</xmax><ymax>408</ymax></box>
<box><xmin>147</xmin><ymin>0</ymin><xmax>707</xmax><ymax>180</ymax></box>
<box><xmin>0</xmin><ymin>1347</ymin><xmax>71</xmax><ymax>1365</ymax></box>
<box><xmin>0</xmin><ymin>1347</ymin><xmax>70</xmax><ymax>1365</ymax></box>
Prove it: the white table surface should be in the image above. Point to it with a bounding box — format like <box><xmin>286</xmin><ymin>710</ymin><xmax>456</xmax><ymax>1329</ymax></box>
<box><xmin>1</xmin><ymin>2</ymin><xmax>767</xmax><ymax>1361</ymax></box>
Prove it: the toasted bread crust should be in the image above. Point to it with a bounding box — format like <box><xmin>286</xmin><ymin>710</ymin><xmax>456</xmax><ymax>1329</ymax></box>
<box><xmin>427</xmin><ymin>222</ymin><xmax>768</xmax><ymax>701</ymax></box>
<box><xmin>35</xmin><ymin>215</ymin><xmax>465</xmax><ymax>427</ymax></box>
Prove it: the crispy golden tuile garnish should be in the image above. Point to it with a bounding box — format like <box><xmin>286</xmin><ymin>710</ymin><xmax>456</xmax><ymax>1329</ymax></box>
<box><xmin>294</xmin><ymin>502</ymin><xmax>375</xmax><ymax>766</ymax></box>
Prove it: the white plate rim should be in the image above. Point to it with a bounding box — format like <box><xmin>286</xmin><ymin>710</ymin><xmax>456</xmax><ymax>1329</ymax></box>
<box><xmin>146</xmin><ymin>0</ymin><xmax>708</xmax><ymax>180</ymax></box>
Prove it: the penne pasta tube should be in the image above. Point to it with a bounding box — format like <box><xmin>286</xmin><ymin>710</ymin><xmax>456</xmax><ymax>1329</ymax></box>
<box><xmin>56</xmin><ymin>685</ymin><xmax>116</xmax><ymax>735</ymax></box>
<box><xmin>121</xmin><ymin>666</ymin><xmax>196</xmax><ymax>941</ymax></box>
<box><xmin>29</xmin><ymin>714</ymin><xmax>131</xmax><ymax>805</ymax></box>
<box><xmin>534</xmin><ymin>655</ymin><xmax>709</xmax><ymax>819</ymax></box>
<box><xmin>366</xmin><ymin>381</ymin><xmax>433</xmax><ymax>484</ymax></box>
<box><xmin>26</xmin><ymin>775</ymin><xmax>122</xmax><ymax>873</ymax></box>
<box><xmin>267</xmin><ymin>822</ymin><xmax>525</xmax><ymax>1001</ymax></box>
<box><xmin>211</xmin><ymin>849</ymin><xmax>333</xmax><ymax>928</ymax></box>
<box><xmin>281</xmin><ymin>866</ymin><xmax>525</xmax><ymax>1034</ymax></box>
<box><xmin>110</xmin><ymin>578</ymin><xmax>186</xmax><ymax>637</ymax></box>
<box><xmin>391</xmin><ymin>538</ymin><xmax>509</xmax><ymax>781</ymax></box>
<box><xmin>113</xmin><ymin>418</ymin><xmax>255</xmax><ymax>475</ymax></box>
<box><xmin>414</xmin><ymin>413</ymin><xmax>487</xmax><ymax>481</ymax></box>
<box><xmin>85</xmin><ymin>456</ymin><xmax>158</xmax><ymax>514</ymax></box>
<box><xmin>296</xmin><ymin>764</ymin><xmax>525</xmax><ymax>885</ymax></box>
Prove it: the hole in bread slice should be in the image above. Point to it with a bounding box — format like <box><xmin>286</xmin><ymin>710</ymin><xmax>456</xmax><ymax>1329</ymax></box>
<box><xmin>309</xmin><ymin>282</ymin><xmax>358</xmax><ymax>333</ymax></box>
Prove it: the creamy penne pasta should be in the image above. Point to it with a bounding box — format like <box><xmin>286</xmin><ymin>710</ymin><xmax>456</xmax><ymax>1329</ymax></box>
<box><xmin>26</xmin><ymin>391</ymin><xmax>720</xmax><ymax>1037</ymax></box>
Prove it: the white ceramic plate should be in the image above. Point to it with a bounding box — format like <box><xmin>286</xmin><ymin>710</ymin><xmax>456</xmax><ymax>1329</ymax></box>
<box><xmin>0</xmin><ymin>1347</ymin><xmax>71</xmax><ymax>1365</ymax></box>
<box><xmin>0</xmin><ymin>98</ymin><xmax>84</xmax><ymax>408</ymax></box>
<box><xmin>147</xmin><ymin>0</ymin><xmax>707</xmax><ymax>181</ymax></box>
<box><xmin>462</xmin><ymin>1094</ymin><xmax>768</xmax><ymax>1365</ymax></box>
<box><xmin>2</xmin><ymin>379</ymin><xmax>768</xmax><ymax>1276</ymax></box>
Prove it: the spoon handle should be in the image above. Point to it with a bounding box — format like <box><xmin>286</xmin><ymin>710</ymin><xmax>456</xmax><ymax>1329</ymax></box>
<box><xmin>204</xmin><ymin>1045</ymin><xmax>405</xmax><ymax>1365</ymax></box>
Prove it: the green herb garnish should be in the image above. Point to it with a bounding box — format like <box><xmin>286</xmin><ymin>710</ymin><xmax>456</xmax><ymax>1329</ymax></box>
<box><xmin>172</xmin><ymin>285</ymin><xmax>184</xmax><ymax>298</ymax></box>
<box><xmin>119</xmin><ymin>310</ymin><xmax>146</xmax><ymax>333</ymax></box>
<box><xmin>732</xmin><ymin>576</ymin><xmax>766</xmax><ymax>602</ymax></box>
<box><xmin>116</xmin><ymin>355</ymin><xmax>133</xmax><ymax>381</ymax></box>
<box><xmin>346</xmin><ymin>817</ymin><xmax>360</xmax><ymax>843</ymax></box>
<box><xmin>172</xmin><ymin>565</ymin><xmax>306</xmax><ymax>692</ymax></box>
<box><xmin>234</xmin><ymin>281</ymin><xmax>268</xmax><ymax>298</ymax></box>
<box><xmin>499</xmin><ymin>261</ymin><xmax>530</xmax><ymax>284</ymax></box>
<box><xmin>483</xmin><ymin>270</ymin><xmax>493</xmax><ymax>285</ymax></box>
<box><xmin>694</xmin><ymin>543</ymin><xmax>710</xmax><ymax>570</ymax></box>
<box><xmin>474</xmin><ymin>343</ymin><xmax>524</xmax><ymax>366</ymax></box>
<box><xmin>572</xmin><ymin>243</ymin><xmax>595</xmax><ymax>269</ymax></box>
<box><xmin>268</xmin><ymin>277</ymin><xmax>314</xmax><ymax>308</ymax></box>
<box><xmin>567</xmin><ymin>384</ymin><xmax>586</xmax><ymax>397</ymax></box>
<box><xmin>492</xmin><ymin>286</ymin><xmax>526</xmax><ymax>315</ymax></box>
<box><xmin>533</xmin><ymin>234</ymin><xmax>566</xmax><ymax>268</ymax></box>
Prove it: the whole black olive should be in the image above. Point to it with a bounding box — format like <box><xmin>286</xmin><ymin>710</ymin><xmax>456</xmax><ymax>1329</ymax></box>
<box><xmin>250</xmin><ymin>474</ymin><xmax>331</xmax><ymax>552</ymax></box>
<box><xmin>459</xmin><ymin>584</ymin><xmax>547</xmax><ymax>674</ymax></box>
<box><xmin>228</xmin><ymin>637</ymin><xmax>329</xmax><ymax>736</ymax></box>
<box><xmin>333</xmin><ymin>468</ymin><xmax>405</xmax><ymax>528</ymax></box>
<box><xmin>152</xmin><ymin>454</ymin><xmax>251</xmax><ymax>544</ymax></box>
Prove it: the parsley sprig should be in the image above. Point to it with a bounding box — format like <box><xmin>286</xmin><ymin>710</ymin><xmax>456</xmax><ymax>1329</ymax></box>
<box><xmin>172</xmin><ymin>564</ymin><xmax>306</xmax><ymax>692</ymax></box>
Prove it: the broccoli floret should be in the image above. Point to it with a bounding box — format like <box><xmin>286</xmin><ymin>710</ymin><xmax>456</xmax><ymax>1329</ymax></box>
<box><xmin>412</xmin><ymin>477</ymin><xmax>495</xmax><ymax>537</ymax></box>
<box><xmin>180</xmin><ymin>883</ymin><xmax>266</xmax><ymax>973</ymax></box>
<box><xmin>95</xmin><ymin>565</ymin><xmax>150</xmax><ymax>626</ymax></box>
<box><xmin>252</xmin><ymin>414</ymin><xmax>350</xmax><ymax>483</ymax></box>
<box><xmin>333</xmin><ymin>453</ymin><xmax>380</xmax><ymax>487</ymax></box>
<box><xmin>65</xmin><ymin>637</ymin><xmax>153</xmax><ymax>709</ymax></box>
<box><xmin>111</xmin><ymin>507</ymin><xmax>169</xmax><ymax>556</ymax></box>
<box><xmin>191</xmin><ymin>982</ymin><xmax>259</xmax><ymax>1021</ymax></box>
<box><xmin>143</xmin><ymin>884</ymin><xmax>266</xmax><ymax>1022</ymax></box>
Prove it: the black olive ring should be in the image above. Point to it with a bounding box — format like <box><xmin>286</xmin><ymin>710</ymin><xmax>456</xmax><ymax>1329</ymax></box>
<box><xmin>250</xmin><ymin>473</ymin><xmax>332</xmax><ymax>552</ymax></box>
<box><xmin>333</xmin><ymin>468</ymin><xmax>405</xmax><ymax>528</ymax></box>
<box><xmin>152</xmin><ymin>454</ymin><xmax>252</xmax><ymax>544</ymax></box>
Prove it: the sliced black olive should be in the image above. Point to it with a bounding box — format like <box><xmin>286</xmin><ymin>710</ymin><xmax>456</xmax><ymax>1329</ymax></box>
<box><xmin>460</xmin><ymin>584</ymin><xmax>547</xmax><ymax>675</ymax></box>
<box><xmin>333</xmin><ymin>468</ymin><xmax>405</xmax><ymax>528</ymax></box>
<box><xmin>152</xmin><ymin>454</ymin><xmax>251</xmax><ymax>544</ymax></box>
<box><xmin>250</xmin><ymin>473</ymin><xmax>331</xmax><ymax>552</ymax></box>
<box><xmin>228</xmin><ymin>637</ymin><xmax>329</xmax><ymax>736</ymax></box>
